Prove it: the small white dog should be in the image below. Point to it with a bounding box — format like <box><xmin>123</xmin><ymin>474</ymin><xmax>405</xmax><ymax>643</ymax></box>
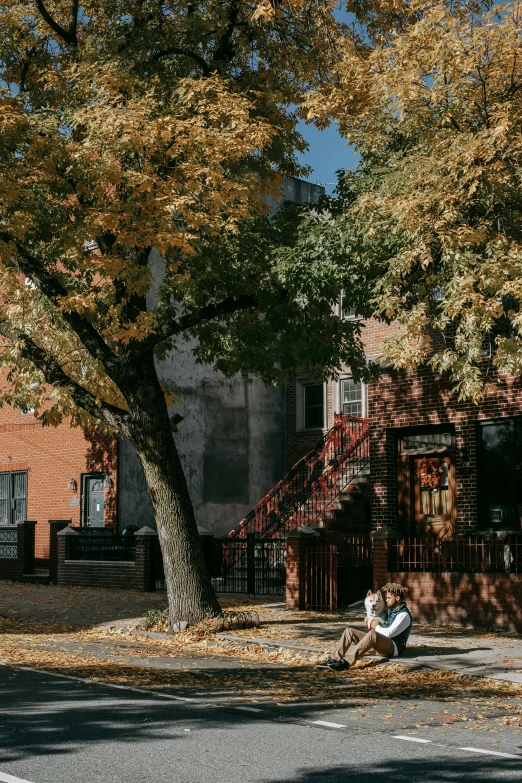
<box><xmin>364</xmin><ymin>589</ymin><xmax>387</xmax><ymax>629</ymax></box>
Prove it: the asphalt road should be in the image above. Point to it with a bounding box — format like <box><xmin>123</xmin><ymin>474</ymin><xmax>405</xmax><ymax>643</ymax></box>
<box><xmin>1</xmin><ymin>665</ymin><xmax>522</xmax><ymax>783</ymax></box>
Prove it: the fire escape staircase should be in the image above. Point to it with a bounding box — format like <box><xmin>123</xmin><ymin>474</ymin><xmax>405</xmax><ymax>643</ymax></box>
<box><xmin>230</xmin><ymin>414</ymin><xmax>370</xmax><ymax>540</ymax></box>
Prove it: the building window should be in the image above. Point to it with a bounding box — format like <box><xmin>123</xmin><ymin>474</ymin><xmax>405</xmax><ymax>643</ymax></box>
<box><xmin>341</xmin><ymin>379</ymin><xmax>364</xmax><ymax>417</ymax></box>
<box><xmin>399</xmin><ymin>430</ymin><xmax>455</xmax><ymax>453</ymax></box>
<box><xmin>303</xmin><ymin>383</ymin><xmax>325</xmax><ymax>430</ymax></box>
<box><xmin>0</xmin><ymin>471</ymin><xmax>28</xmax><ymax>526</ymax></box>
<box><xmin>339</xmin><ymin>291</ymin><xmax>359</xmax><ymax>320</ymax></box>
<box><xmin>478</xmin><ymin>417</ymin><xmax>522</xmax><ymax>529</ymax></box>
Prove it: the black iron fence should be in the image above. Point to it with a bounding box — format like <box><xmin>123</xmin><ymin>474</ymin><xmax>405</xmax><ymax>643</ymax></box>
<box><xmin>211</xmin><ymin>536</ymin><xmax>286</xmax><ymax>596</ymax></box>
<box><xmin>68</xmin><ymin>534</ymin><xmax>136</xmax><ymax>562</ymax></box>
<box><xmin>335</xmin><ymin>535</ymin><xmax>373</xmax><ymax>606</ymax></box>
<box><xmin>305</xmin><ymin>544</ymin><xmax>337</xmax><ymax>611</ymax></box>
<box><xmin>152</xmin><ymin>537</ymin><xmax>165</xmax><ymax>590</ymax></box>
<box><xmin>393</xmin><ymin>537</ymin><xmax>522</xmax><ymax>574</ymax></box>
<box><xmin>76</xmin><ymin>527</ymin><xmax>115</xmax><ymax>536</ymax></box>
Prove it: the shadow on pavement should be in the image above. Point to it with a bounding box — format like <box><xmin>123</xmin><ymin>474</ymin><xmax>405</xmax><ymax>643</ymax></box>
<box><xmin>1</xmin><ymin>659</ymin><xmax>521</xmax><ymax>764</ymax></box>
<box><xmin>404</xmin><ymin>645</ymin><xmax>493</xmax><ymax>658</ymax></box>
<box><xmin>260</xmin><ymin>758</ymin><xmax>522</xmax><ymax>782</ymax></box>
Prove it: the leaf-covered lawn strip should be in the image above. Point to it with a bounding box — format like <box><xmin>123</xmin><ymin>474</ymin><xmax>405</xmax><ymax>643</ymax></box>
<box><xmin>142</xmin><ymin>598</ymin><xmax>520</xmax><ymax>650</ymax></box>
<box><xmin>2</xmin><ymin>616</ymin><xmax>522</xmax><ymax>718</ymax></box>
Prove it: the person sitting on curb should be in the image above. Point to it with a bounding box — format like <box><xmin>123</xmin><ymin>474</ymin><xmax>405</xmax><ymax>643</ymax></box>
<box><xmin>317</xmin><ymin>583</ymin><xmax>412</xmax><ymax>672</ymax></box>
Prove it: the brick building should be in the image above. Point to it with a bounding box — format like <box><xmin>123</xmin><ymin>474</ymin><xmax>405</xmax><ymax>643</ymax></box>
<box><xmin>0</xmin><ymin>405</ymin><xmax>117</xmax><ymax>562</ymax></box>
<box><xmin>286</xmin><ymin>312</ymin><xmax>522</xmax><ymax>539</ymax></box>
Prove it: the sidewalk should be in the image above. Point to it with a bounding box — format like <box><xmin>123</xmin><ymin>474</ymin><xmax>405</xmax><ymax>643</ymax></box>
<box><xmin>1</xmin><ymin>581</ymin><xmax>522</xmax><ymax>686</ymax></box>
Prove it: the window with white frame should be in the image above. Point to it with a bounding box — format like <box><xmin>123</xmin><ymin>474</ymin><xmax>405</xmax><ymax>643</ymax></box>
<box><xmin>303</xmin><ymin>383</ymin><xmax>325</xmax><ymax>430</ymax></box>
<box><xmin>341</xmin><ymin>378</ymin><xmax>364</xmax><ymax>417</ymax></box>
<box><xmin>339</xmin><ymin>290</ymin><xmax>358</xmax><ymax>319</ymax></box>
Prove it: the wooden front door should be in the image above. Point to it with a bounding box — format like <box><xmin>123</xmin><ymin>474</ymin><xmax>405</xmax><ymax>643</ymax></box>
<box><xmin>83</xmin><ymin>474</ymin><xmax>105</xmax><ymax>527</ymax></box>
<box><xmin>398</xmin><ymin>454</ymin><xmax>456</xmax><ymax>538</ymax></box>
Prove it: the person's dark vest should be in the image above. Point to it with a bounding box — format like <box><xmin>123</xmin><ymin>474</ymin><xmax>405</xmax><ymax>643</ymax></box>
<box><xmin>381</xmin><ymin>603</ymin><xmax>412</xmax><ymax>655</ymax></box>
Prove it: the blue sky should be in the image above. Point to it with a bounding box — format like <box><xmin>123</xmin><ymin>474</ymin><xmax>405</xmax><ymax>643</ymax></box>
<box><xmin>296</xmin><ymin>120</ymin><xmax>359</xmax><ymax>195</ymax></box>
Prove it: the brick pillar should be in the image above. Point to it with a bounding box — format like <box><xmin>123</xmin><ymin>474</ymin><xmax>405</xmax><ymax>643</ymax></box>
<box><xmin>371</xmin><ymin>525</ymin><xmax>399</xmax><ymax>591</ymax></box>
<box><xmin>15</xmin><ymin>522</ymin><xmax>26</xmax><ymax>579</ymax></box>
<box><xmin>56</xmin><ymin>526</ymin><xmax>78</xmax><ymax>586</ymax></box>
<box><xmin>286</xmin><ymin>528</ymin><xmax>319</xmax><ymax>610</ymax></box>
<box><xmin>16</xmin><ymin>521</ymin><xmax>36</xmax><ymax>577</ymax></box>
<box><xmin>49</xmin><ymin>520</ymin><xmax>72</xmax><ymax>583</ymax></box>
<box><xmin>135</xmin><ymin>526</ymin><xmax>158</xmax><ymax>592</ymax></box>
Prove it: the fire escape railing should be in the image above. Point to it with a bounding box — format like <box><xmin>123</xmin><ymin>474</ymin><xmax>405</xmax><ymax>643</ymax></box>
<box><xmin>230</xmin><ymin>414</ymin><xmax>369</xmax><ymax>539</ymax></box>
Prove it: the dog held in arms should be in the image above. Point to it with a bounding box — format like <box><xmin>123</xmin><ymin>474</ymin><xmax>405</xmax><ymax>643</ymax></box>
<box><xmin>364</xmin><ymin>589</ymin><xmax>387</xmax><ymax>629</ymax></box>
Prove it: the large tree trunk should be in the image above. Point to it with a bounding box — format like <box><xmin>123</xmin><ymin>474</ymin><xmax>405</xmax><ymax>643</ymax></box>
<box><xmin>123</xmin><ymin>358</ymin><xmax>222</xmax><ymax>625</ymax></box>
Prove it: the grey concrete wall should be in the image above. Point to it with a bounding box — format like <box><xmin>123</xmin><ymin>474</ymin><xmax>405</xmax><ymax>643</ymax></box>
<box><xmin>117</xmin><ymin>436</ymin><xmax>155</xmax><ymax>530</ymax></box>
<box><xmin>118</xmin><ymin>177</ymin><xmax>324</xmax><ymax>538</ymax></box>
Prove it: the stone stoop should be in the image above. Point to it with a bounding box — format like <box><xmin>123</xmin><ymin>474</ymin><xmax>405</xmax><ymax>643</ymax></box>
<box><xmin>321</xmin><ymin>468</ymin><xmax>371</xmax><ymax>534</ymax></box>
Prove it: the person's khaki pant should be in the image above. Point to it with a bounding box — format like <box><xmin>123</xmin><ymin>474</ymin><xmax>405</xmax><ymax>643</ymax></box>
<box><xmin>332</xmin><ymin>625</ymin><xmax>394</xmax><ymax>666</ymax></box>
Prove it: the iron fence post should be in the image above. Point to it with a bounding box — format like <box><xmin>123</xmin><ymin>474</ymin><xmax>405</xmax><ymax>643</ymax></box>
<box><xmin>247</xmin><ymin>533</ymin><xmax>256</xmax><ymax>595</ymax></box>
<box><xmin>330</xmin><ymin>545</ymin><xmax>338</xmax><ymax>612</ymax></box>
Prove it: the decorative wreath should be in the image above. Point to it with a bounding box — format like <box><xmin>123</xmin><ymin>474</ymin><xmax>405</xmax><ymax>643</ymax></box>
<box><xmin>419</xmin><ymin>457</ymin><xmax>443</xmax><ymax>489</ymax></box>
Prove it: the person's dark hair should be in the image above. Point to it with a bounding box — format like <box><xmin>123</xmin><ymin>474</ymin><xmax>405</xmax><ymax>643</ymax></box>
<box><xmin>382</xmin><ymin>583</ymin><xmax>409</xmax><ymax>599</ymax></box>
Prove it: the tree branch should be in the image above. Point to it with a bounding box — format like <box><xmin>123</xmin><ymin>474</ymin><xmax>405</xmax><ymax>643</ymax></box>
<box><xmin>34</xmin><ymin>0</ymin><xmax>78</xmax><ymax>45</ymax></box>
<box><xmin>20</xmin><ymin>47</ymin><xmax>36</xmax><ymax>92</ymax></box>
<box><xmin>151</xmin><ymin>293</ymin><xmax>259</xmax><ymax>345</ymax></box>
<box><xmin>0</xmin><ymin>232</ymin><xmax>121</xmax><ymax>379</ymax></box>
<box><xmin>68</xmin><ymin>0</ymin><xmax>79</xmax><ymax>42</ymax></box>
<box><xmin>0</xmin><ymin>322</ymin><xmax>128</xmax><ymax>427</ymax></box>
<box><xmin>211</xmin><ymin>0</ymin><xmax>240</xmax><ymax>68</ymax></box>
<box><xmin>150</xmin><ymin>47</ymin><xmax>211</xmax><ymax>76</ymax></box>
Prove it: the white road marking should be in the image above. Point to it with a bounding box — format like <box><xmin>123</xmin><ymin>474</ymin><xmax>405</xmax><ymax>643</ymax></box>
<box><xmin>459</xmin><ymin>747</ymin><xmax>522</xmax><ymax>760</ymax></box>
<box><xmin>0</xmin><ymin>771</ymin><xmax>35</xmax><ymax>783</ymax></box>
<box><xmin>13</xmin><ymin>665</ymin><xmax>196</xmax><ymax>702</ymax></box>
<box><xmin>4</xmin><ymin>661</ymin><xmax>522</xmax><ymax>762</ymax></box>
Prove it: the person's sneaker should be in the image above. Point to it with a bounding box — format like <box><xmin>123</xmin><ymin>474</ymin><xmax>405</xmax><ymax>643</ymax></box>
<box><xmin>326</xmin><ymin>659</ymin><xmax>350</xmax><ymax>672</ymax></box>
<box><xmin>316</xmin><ymin>657</ymin><xmax>338</xmax><ymax>669</ymax></box>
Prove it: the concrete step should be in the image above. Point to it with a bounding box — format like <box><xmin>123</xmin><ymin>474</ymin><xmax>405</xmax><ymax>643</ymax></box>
<box><xmin>20</xmin><ymin>570</ymin><xmax>51</xmax><ymax>585</ymax></box>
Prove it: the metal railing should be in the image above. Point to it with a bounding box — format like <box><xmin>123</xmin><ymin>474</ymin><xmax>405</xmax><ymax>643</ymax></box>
<box><xmin>333</xmin><ymin>535</ymin><xmax>372</xmax><ymax>567</ymax></box>
<box><xmin>0</xmin><ymin>526</ymin><xmax>17</xmax><ymax>559</ymax></box>
<box><xmin>68</xmin><ymin>534</ymin><xmax>136</xmax><ymax>562</ymax></box>
<box><xmin>393</xmin><ymin>537</ymin><xmax>522</xmax><ymax>574</ymax></box>
<box><xmin>231</xmin><ymin>415</ymin><xmax>369</xmax><ymax>539</ymax></box>
<box><xmin>305</xmin><ymin>544</ymin><xmax>338</xmax><ymax>611</ymax></box>
<box><xmin>211</xmin><ymin>536</ymin><xmax>286</xmax><ymax>596</ymax></box>
<box><xmin>76</xmin><ymin>527</ymin><xmax>115</xmax><ymax>536</ymax></box>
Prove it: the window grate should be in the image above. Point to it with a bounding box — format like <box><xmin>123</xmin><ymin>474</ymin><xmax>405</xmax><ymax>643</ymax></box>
<box><xmin>0</xmin><ymin>471</ymin><xmax>27</xmax><ymax>526</ymax></box>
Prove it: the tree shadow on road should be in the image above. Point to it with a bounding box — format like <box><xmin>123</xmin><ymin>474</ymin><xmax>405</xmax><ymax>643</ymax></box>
<box><xmin>1</xmin><ymin>657</ymin><xmax>521</xmax><ymax>764</ymax></box>
<box><xmin>259</xmin><ymin>758</ymin><xmax>522</xmax><ymax>782</ymax></box>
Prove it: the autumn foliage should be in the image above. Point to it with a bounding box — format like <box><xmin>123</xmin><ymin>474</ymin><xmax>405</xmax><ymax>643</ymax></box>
<box><xmin>305</xmin><ymin>1</ymin><xmax>522</xmax><ymax>401</ymax></box>
<box><xmin>0</xmin><ymin>0</ymin><xmax>367</xmax><ymax>623</ymax></box>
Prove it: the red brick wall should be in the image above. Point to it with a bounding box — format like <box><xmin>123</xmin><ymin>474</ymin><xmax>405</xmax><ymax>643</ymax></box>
<box><xmin>57</xmin><ymin>533</ymin><xmax>155</xmax><ymax>591</ymax></box>
<box><xmin>285</xmin><ymin>314</ymin><xmax>522</xmax><ymax>536</ymax></box>
<box><xmin>285</xmin><ymin>317</ymin><xmax>389</xmax><ymax>470</ymax></box>
<box><xmin>368</xmin><ymin>364</ymin><xmax>522</xmax><ymax>533</ymax></box>
<box><xmin>285</xmin><ymin>380</ymin><xmax>336</xmax><ymax>470</ymax></box>
<box><xmin>57</xmin><ymin>561</ymin><xmax>142</xmax><ymax>591</ymax></box>
<box><xmin>389</xmin><ymin>570</ymin><xmax>522</xmax><ymax>633</ymax></box>
<box><xmin>0</xmin><ymin>404</ymin><xmax>118</xmax><ymax>559</ymax></box>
